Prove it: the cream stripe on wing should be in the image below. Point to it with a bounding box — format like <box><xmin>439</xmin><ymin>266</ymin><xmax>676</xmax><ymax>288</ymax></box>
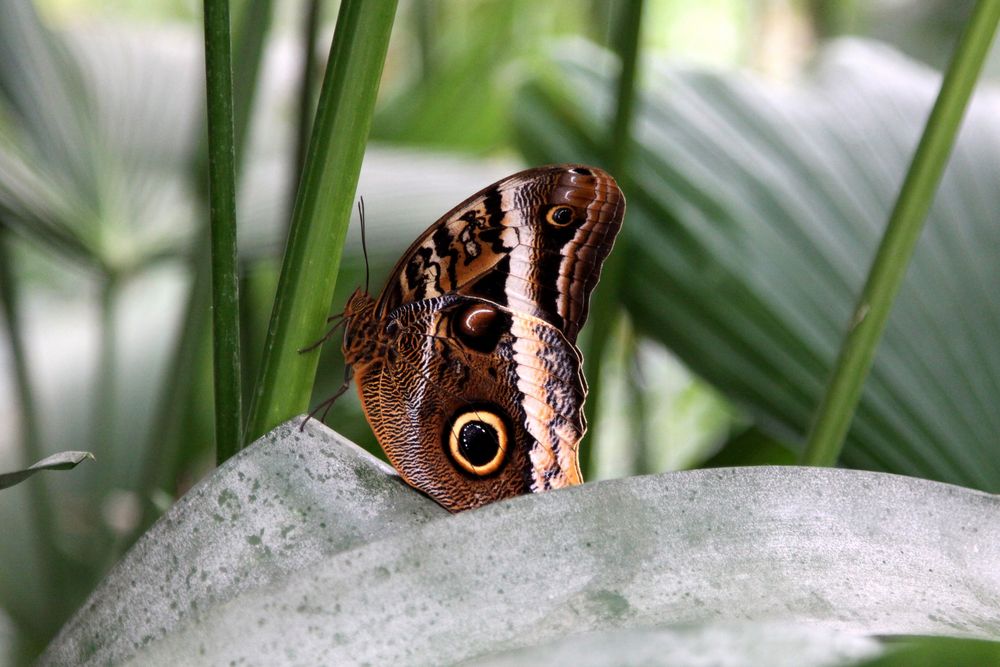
<box><xmin>509</xmin><ymin>314</ymin><xmax>585</xmax><ymax>491</ymax></box>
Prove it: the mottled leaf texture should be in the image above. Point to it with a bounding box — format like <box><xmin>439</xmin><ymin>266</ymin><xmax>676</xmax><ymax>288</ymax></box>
<box><xmin>41</xmin><ymin>420</ymin><xmax>1000</xmax><ymax>666</ymax></box>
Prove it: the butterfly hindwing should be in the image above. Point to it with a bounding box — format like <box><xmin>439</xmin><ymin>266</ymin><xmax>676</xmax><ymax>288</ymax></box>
<box><xmin>354</xmin><ymin>295</ymin><xmax>584</xmax><ymax>511</ymax></box>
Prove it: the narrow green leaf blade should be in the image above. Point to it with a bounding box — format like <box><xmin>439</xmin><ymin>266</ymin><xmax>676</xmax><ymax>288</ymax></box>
<box><xmin>802</xmin><ymin>1</ymin><xmax>1000</xmax><ymax>466</ymax></box>
<box><xmin>244</xmin><ymin>0</ymin><xmax>398</xmax><ymax>443</ymax></box>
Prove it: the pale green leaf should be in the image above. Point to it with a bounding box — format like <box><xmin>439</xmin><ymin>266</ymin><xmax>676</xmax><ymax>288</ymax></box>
<box><xmin>0</xmin><ymin>451</ymin><xmax>94</xmax><ymax>491</ymax></box>
<box><xmin>40</xmin><ymin>421</ymin><xmax>1000</xmax><ymax>666</ymax></box>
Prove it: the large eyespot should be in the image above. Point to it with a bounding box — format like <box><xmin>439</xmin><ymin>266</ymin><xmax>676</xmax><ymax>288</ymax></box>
<box><xmin>452</xmin><ymin>302</ymin><xmax>506</xmax><ymax>353</ymax></box>
<box><xmin>446</xmin><ymin>409</ymin><xmax>508</xmax><ymax>476</ymax></box>
<box><xmin>545</xmin><ymin>205</ymin><xmax>575</xmax><ymax>227</ymax></box>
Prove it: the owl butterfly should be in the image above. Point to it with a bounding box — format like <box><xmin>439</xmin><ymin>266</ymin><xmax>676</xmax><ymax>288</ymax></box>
<box><xmin>337</xmin><ymin>165</ymin><xmax>624</xmax><ymax>512</ymax></box>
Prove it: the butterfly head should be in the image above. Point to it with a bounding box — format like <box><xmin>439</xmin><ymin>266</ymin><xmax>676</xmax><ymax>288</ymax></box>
<box><xmin>341</xmin><ymin>288</ymin><xmax>378</xmax><ymax>366</ymax></box>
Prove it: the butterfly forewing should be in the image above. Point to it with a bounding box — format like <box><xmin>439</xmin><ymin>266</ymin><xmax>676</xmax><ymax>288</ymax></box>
<box><xmin>374</xmin><ymin>165</ymin><xmax>624</xmax><ymax>343</ymax></box>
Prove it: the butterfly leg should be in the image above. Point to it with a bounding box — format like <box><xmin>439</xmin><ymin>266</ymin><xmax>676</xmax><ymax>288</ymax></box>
<box><xmin>299</xmin><ymin>364</ymin><xmax>354</xmax><ymax>431</ymax></box>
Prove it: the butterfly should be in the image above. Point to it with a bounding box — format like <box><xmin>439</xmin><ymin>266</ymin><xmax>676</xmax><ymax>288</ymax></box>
<box><xmin>334</xmin><ymin>165</ymin><xmax>624</xmax><ymax>511</ymax></box>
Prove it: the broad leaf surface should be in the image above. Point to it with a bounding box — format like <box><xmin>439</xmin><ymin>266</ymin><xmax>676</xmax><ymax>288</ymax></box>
<box><xmin>41</xmin><ymin>420</ymin><xmax>1000</xmax><ymax>666</ymax></box>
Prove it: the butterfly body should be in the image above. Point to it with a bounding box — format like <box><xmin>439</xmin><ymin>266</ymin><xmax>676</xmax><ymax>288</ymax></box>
<box><xmin>340</xmin><ymin>165</ymin><xmax>624</xmax><ymax>511</ymax></box>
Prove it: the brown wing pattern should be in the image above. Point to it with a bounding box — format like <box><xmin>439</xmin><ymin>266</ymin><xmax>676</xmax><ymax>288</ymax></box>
<box><xmin>374</xmin><ymin>165</ymin><xmax>624</xmax><ymax>343</ymax></box>
<box><xmin>340</xmin><ymin>164</ymin><xmax>624</xmax><ymax>512</ymax></box>
<box><xmin>351</xmin><ymin>295</ymin><xmax>586</xmax><ymax>511</ymax></box>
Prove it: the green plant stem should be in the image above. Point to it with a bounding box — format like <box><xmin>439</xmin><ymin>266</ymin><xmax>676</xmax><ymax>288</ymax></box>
<box><xmin>203</xmin><ymin>0</ymin><xmax>244</xmax><ymax>465</ymax></box>
<box><xmin>92</xmin><ymin>275</ymin><xmax>118</xmax><ymax>467</ymax></box>
<box><xmin>581</xmin><ymin>0</ymin><xmax>643</xmax><ymax>480</ymax></box>
<box><xmin>804</xmin><ymin>0</ymin><xmax>858</xmax><ymax>38</ymax></box>
<box><xmin>0</xmin><ymin>236</ymin><xmax>40</xmax><ymax>460</ymax></box>
<box><xmin>0</xmin><ymin>227</ymin><xmax>62</xmax><ymax>606</ymax></box>
<box><xmin>244</xmin><ymin>0</ymin><xmax>397</xmax><ymax>443</ymax></box>
<box><xmin>800</xmin><ymin>0</ymin><xmax>1000</xmax><ymax>467</ymax></box>
<box><xmin>290</xmin><ymin>0</ymin><xmax>324</xmax><ymax>220</ymax></box>
<box><xmin>136</xmin><ymin>264</ymin><xmax>209</xmax><ymax>493</ymax></box>
<box><xmin>625</xmin><ymin>323</ymin><xmax>656</xmax><ymax>475</ymax></box>
<box><xmin>139</xmin><ymin>0</ymin><xmax>270</xmax><ymax>479</ymax></box>
<box><xmin>608</xmin><ymin>0</ymin><xmax>643</xmax><ymax>176</ymax></box>
<box><xmin>414</xmin><ymin>0</ymin><xmax>436</xmax><ymax>82</ymax></box>
<box><xmin>135</xmin><ymin>0</ymin><xmax>272</xmax><ymax>523</ymax></box>
<box><xmin>232</xmin><ymin>0</ymin><xmax>273</xmax><ymax>160</ymax></box>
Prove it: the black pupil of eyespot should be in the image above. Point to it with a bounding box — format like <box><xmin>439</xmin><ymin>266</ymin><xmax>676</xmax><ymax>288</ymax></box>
<box><xmin>553</xmin><ymin>207</ymin><xmax>572</xmax><ymax>224</ymax></box>
<box><xmin>459</xmin><ymin>421</ymin><xmax>500</xmax><ymax>467</ymax></box>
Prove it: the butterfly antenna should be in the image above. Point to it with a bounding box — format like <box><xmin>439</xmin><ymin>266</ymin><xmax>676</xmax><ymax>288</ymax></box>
<box><xmin>358</xmin><ymin>197</ymin><xmax>370</xmax><ymax>294</ymax></box>
<box><xmin>298</xmin><ymin>314</ymin><xmax>347</xmax><ymax>354</ymax></box>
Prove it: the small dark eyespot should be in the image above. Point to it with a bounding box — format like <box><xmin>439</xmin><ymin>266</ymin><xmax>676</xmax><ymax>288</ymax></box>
<box><xmin>385</xmin><ymin>320</ymin><xmax>399</xmax><ymax>336</ymax></box>
<box><xmin>569</xmin><ymin>167</ymin><xmax>592</xmax><ymax>176</ymax></box>
<box><xmin>452</xmin><ymin>303</ymin><xmax>506</xmax><ymax>353</ymax></box>
<box><xmin>546</xmin><ymin>205</ymin><xmax>575</xmax><ymax>227</ymax></box>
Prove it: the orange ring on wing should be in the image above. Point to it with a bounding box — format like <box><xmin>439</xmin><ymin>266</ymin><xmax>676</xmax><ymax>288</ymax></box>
<box><xmin>448</xmin><ymin>409</ymin><xmax>508</xmax><ymax>476</ymax></box>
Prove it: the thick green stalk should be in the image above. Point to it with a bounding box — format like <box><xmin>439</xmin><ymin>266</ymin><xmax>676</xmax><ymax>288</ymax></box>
<box><xmin>244</xmin><ymin>0</ymin><xmax>397</xmax><ymax>442</ymax></box>
<box><xmin>581</xmin><ymin>0</ymin><xmax>643</xmax><ymax>480</ymax></box>
<box><xmin>203</xmin><ymin>0</ymin><xmax>244</xmax><ymax>464</ymax></box>
<box><xmin>800</xmin><ymin>0</ymin><xmax>1000</xmax><ymax>467</ymax></box>
<box><xmin>290</xmin><ymin>0</ymin><xmax>324</xmax><ymax>219</ymax></box>
<box><xmin>608</xmin><ymin>0</ymin><xmax>644</xmax><ymax>176</ymax></box>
